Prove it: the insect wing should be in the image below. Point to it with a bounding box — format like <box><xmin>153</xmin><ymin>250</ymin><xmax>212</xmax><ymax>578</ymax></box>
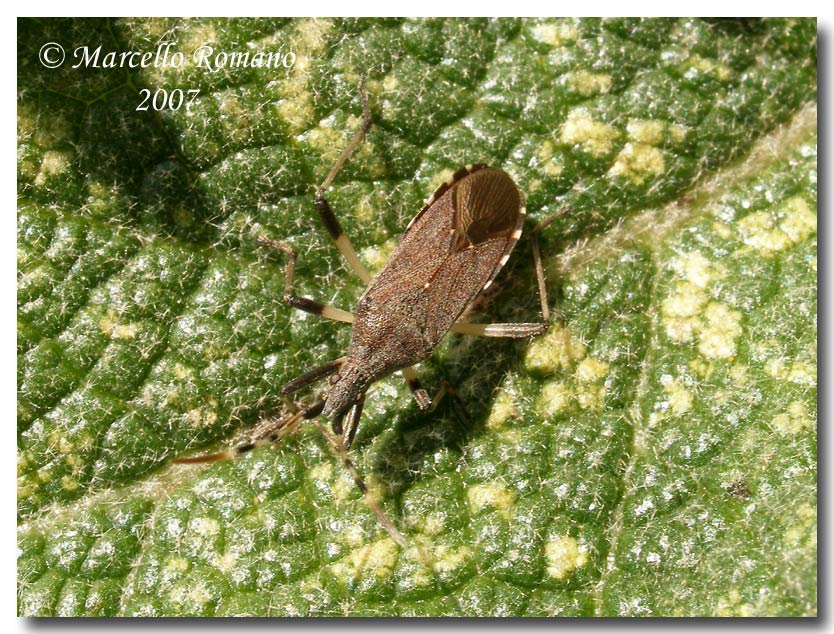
<box><xmin>363</xmin><ymin>166</ymin><xmax>524</xmax><ymax>346</ymax></box>
<box><xmin>452</xmin><ymin>167</ymin><xmax>522</xmax><ymax>250</ymax></box>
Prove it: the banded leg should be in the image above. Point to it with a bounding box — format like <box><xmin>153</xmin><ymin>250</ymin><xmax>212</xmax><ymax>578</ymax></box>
<box><xmin>314</xmin><ymin>76</ymin><xmax>373</xmax><ymax>285</ymax></box>
<box><xmin>446</xmin><ymin>209</ymin><xmax>574</xmax><ymax>338</ymax></box>
<box><xmin>401</xmin><ymin>366</ymin><xmax>470</xmax><ymax>424</ymax></box>
<box><xmin>256</xmin><ymin>237</ymin><xmax>354</xmax><ymax>324</ymax></box>
<box><xmin>401</xmin><ymin>366</ymin><xmax>432</xmax><ymax>410</ymax></box>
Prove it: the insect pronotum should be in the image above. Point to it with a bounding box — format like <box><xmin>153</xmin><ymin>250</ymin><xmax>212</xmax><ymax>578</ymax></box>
<box><xmin>176</xmin><ymin>79</ymin><xmax>552</xmax><ymax>547</ymax></box>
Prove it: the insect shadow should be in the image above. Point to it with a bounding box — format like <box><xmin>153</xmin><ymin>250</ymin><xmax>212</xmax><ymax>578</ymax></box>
<box><xmin>364</xmin><ymin>240</ymin><xmax>555</xmax><ymax>496</ymax></box>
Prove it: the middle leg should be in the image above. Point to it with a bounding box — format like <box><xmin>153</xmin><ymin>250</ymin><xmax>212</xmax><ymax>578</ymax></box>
<box><xmin>313</xmin><ymin>76</ymin><xmax>374</xmax><ymax>285</ymax></box>
<box><xmin>256</xmin><ymin>236</ymin><xmax>354</xmax><ymax>324</ymax></box>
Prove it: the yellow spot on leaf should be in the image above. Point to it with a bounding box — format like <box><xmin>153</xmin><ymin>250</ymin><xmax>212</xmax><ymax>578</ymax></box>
<box><xmin>626</xmin><ymin>119</ymin><xmax>666</xmax><ymax>145</ymax></box>
<box><xmin>486</xmin><ymin>389</ymin><xmax>517</xmax><ymax>429</ymax></box>
<box><xmin>698</xmin><ymin>302</ymin><xmax>742</xmax><ymax>360</ymax></box>
<box><xmin>669</xmin><ymin>123</ymin><xmax>689</xmax><ymax>143</ymax></box>
<box><xmin>575</xmin><ymin>357</ymin><xmax>609</xmax><ymax>382</ymax></box>
<box><xmin>432</xmin><ymin>543</ymin><xmax>472</xmax><ymax>574</ymax></box>
<box><xmin>329</xmin><ymin>536</ymin><xmax>399</xmax><ymax>582</ymax></box>
<box><xmin>671</xmin><ymin>251</ymin><xmax>724</xmax><ymax>289</ymax></box>
<box><xmin>361</xmin><ymin>239</ymin><xmax>398</xmax><ymax>275</ymax></box>
<box><xmin>418</xmin><ymin>513</ymin><xmax>446</xmax><ymax>536</ymax></box>
<box><xmin>683</xmin><ymin>54</ymin><xmax>733</xmax><ymax>81</ymax></box>
<box><xmin>278</xmin><ymin>19</ymin><xmax>334</xmax><ymax>131</ymax></box>
<box><xmin>576</xmin><ymin>384</ymin><xmax>606</xmax><ymax>410</ymax></box>
<box><xmin>525</xmin><ymin>324</ymin><xmax>585</xmax><ymax>373</ymax></box>
<box><xmin>180</xmin><ymin>24</ymin><xmax>218</xmax><ymax>59</ymax></box>
<box><xmin>185</xmin><ymin>406</ymin><xmax>218</xmax><ymax>429</ymax></box>
<box><xmin>545</xmin><ymin>535</ymin><xmax>588</xmax><ymax>579</ymax></box>
<box><xmin>400</xmin><ymin>538</ymin><xmax>473</xmax><ymax>588</ymax></box>
<box><xmin>537</xmin><ymin>382</ymin><xmax>571</xmax><ymax>415</ymax></box>
<box><xmin>212</xmin><ymin>552</ymin><xmax>237</xmax><ymax>573</ymax></box>
<box><xmin>660</xmin><ymin>374</ymin><xmax>694</xmax><ymax>416</ymax></box>
<box><xmin>609</xmin><ymin>142</ymin><xmax>666</xmax><ymax>184</ymax></box>
<box><xmin>466</xmin><ymin>482</ymin><xmax>515</xmax><ymax>518</ymax></box>
<box><xmin>191</xmin><ymin>516</ymin><xmax>220</xmax><ymax>538</ymax></box>
<box><xmin>738</xmin><ymin>211</ymin><xmax>792</xmax><ymax>255</ymax></box>
<box><xmin>538</xmin><ymin>140</ymin><xmax>565</xmax><ymax>177</ymax></box>
<box><xmin>787</xmin><ymin>362</ymin><xmax>817</xmax><ymax>385</ymax></box>
<box><xmin>166</xmin><ymin>556</ymin><xmax>189</xmax><ymax>573</ymax></box>
<box><xmin>784</xmin><ymin>504</ymin><xmax>816</xmax><ymax>548</ymax></box>
<box><xmin>661</xmin><ymin>281</ymin><xmax>707</xmax><ymax>343</ymax></box>
<box><xmin>428</xmin><ymin>167</ymin><xmax>455</xmax><ymax>193</ymax></box>
<box><xmin>34</xmin><ymin>150</ymin><xmax>73</xmax><ymax>185</ymax></box>
<box><xmin>36</xmin><ymin>466</ymin><xmax>53</xmax><ymax>483</ymax></box>
<box><xmin>772</xmin><ymin>400</ymin><xmax>813</xmax><ymax>435</ymax></box>
<box><xmin>738</xmin><ymin>197</ymin><xmax>816</xmax><ymax>257</ymax></box>
<box><xmin>174</xmin><ymin>363</ymin><xmax>193</xmax><ymax>380</ymax></box>
<box><xmin>531</xmin><ymin>21</ymin><xmax>578</xmax><ymax>47</ymax></box>
<box><xmin>565</xmin><ymin>70</ymin><xmax>612</xmax><ymax>97</ymax></box>
<box><xmin>780</xmin><ymin>196</ymin><xmax>817</xmax><ymax>243</ymax></box>
<box><xmin>306</xmin><ymin>124</ymin><xmax>346</xmax><ymax>163</ymax></box>
<box><xmin>729</xmin><ymin>363</ymin><xmax>750</xmax><ymax>384</ymax></box>
<box><xmin>716</xmin><ymin>589</ymin><xmax>757</xmax><ymax>617</ymax></box>
<box><xmin>100</xmin><ymin>310</ymin><xmax>141</xmax><ymax>339</ymax></box>
<box><xmin>560</xmin><ymin>110</ymin><xmax>619</xmax><ymax>157</ymax></box>
<box><xmin>331</xmin><ymin>473</ymin><xmax>354</xmax><ymax>503</ymax></box>
<box><xmin>765</xmin><ymin>358</ymin><xmax>817</xmax><ymax>385</ymax></box>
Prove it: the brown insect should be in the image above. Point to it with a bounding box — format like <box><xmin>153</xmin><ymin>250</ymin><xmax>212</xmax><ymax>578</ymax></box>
<box><xmin>176</xmin><ymin>80</ymin><xmax>552</xmax><ymax>546</ymax></box>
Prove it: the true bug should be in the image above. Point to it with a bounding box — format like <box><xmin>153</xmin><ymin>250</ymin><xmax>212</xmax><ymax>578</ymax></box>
<box><xmin>177</xmin><ymin>80</ymin><xmax>552</xmax><ymax>546</ymax></box>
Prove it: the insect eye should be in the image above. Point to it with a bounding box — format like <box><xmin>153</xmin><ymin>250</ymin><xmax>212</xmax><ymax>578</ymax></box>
<box><xmin>329</xmin><ymin>373</ymin><xmax>341</xmax><ymax>385</ymax></box>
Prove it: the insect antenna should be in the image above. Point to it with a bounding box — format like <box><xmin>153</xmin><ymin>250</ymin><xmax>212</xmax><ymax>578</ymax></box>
<box><xmin>173</xmin><ymin>400</ymin><xmax>325</xmax><ymax>465</ymax></box>
<box><xmin>311</xmin><ymin>419</ymin><xmax>407</xmax><ymax>548</ymax></box>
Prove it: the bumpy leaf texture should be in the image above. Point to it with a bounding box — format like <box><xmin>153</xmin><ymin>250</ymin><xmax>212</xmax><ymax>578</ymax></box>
<box><xmin>18</xmin><ymin>18</ymin><xmax>816</xmax><ymax>616</ymax></box>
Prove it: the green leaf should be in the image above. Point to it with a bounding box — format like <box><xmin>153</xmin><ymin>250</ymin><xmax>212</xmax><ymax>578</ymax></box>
<box><xmin>18</xmin><ymin>17</ymin><xmax>816</xmax><ymax>616</ymax></box>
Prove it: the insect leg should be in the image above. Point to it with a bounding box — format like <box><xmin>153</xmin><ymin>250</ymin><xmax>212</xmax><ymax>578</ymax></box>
<box><xmin>314</xmin><ymin>77</ymin><xmax>373</xmax><ymax>285</ymax></box>
<box><xmin>401</xmin><ymin>366</ymin><xmax>432</xmax><ymax>410</ymax></box>
<box><xmin>530</xmin><ymin>230</ymin><xmax>550</xmax><ymax>323</ymax></box>
<box><xmin>446</xmin><ymin>208</ymin><xmax>573</xmax><ymax>338</ymax></box>
<box><xmin>425</xmin><ymin>381</ymin><xmax>470</xmax><ymax>421</ymax></box>
<box><xmin>256</xmin><ymin>237</ymin><xmax>355</xmax><ymax>324</ymax></box>
<box><xmin>311</xmin><ymin>418</ymin><xmax>407</xmax><ymax>548</ymax></box>
<box><xmin>449</xmin><ymin>322</ymin><xmax>548</xmax><ymax>338</ymax></box>
<box><xmin>530</xmin><ymin>206</ymin><xmax>573</xmax><ymax>323</ymax></box>
<box><xmin>400</xmin><ymin>366</ymin><xmax>471</xmax><ymax>424</ymax></box>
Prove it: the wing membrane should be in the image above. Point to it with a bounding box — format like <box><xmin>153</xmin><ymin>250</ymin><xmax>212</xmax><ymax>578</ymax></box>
<box><xmin>360</xmin><ymin>166</ymin><xmax>524</xmax><ymax>349</ymax></box>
